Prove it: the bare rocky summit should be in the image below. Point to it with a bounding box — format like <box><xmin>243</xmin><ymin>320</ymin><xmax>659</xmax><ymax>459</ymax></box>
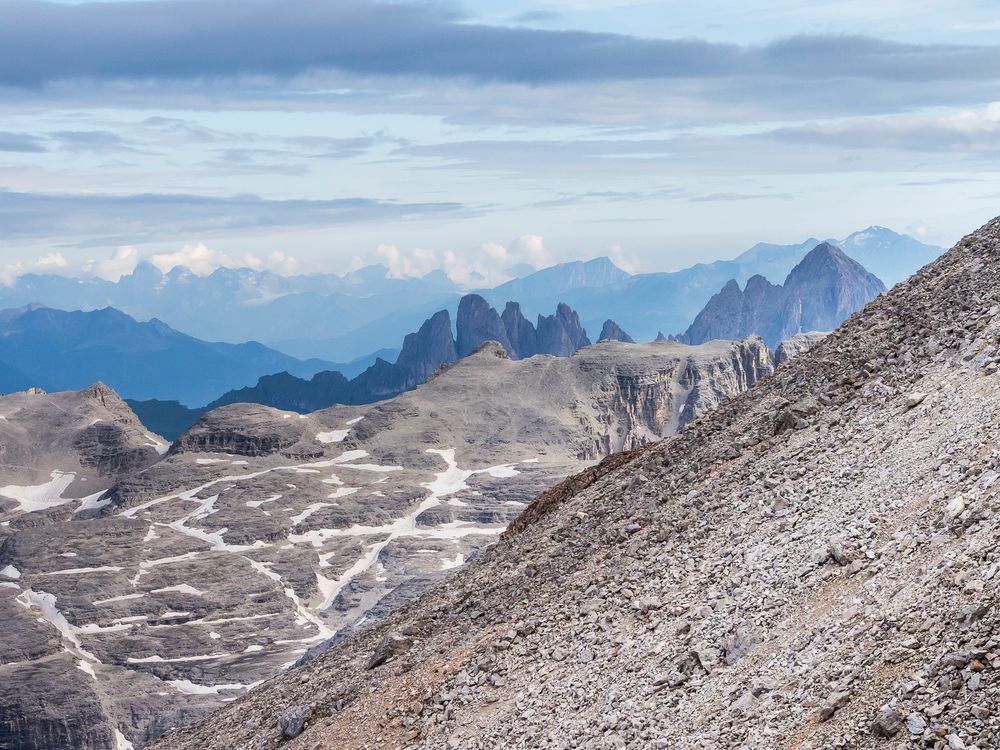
<box><xmin>682</xmin><ymin>243</ymin><xmax>885</xmax><ymax>348</ymax></box>
<box><xmin>152</xmin><ymin>218</ymin><xmax>1000</xmax><ymax>750</ymax></box>
<box><xmin>0</xmin><ymin>336</ymin><xmax>769</xmax><ymax>749</ymax></box>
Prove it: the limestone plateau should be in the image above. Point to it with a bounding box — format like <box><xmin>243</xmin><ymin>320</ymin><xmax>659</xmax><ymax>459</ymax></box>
<box><xmin>152</xmin><ymin>217</ymin><xmax>1000</xmax><ymax>750</ymax></box>
<box><xmin>0</xmin><ymin>335</ymin><xmax>772</xmax><ymax>749</ymax></box>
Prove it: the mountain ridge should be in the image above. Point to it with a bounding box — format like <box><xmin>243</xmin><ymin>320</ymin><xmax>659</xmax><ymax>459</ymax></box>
<box><xmin>681</xmin><ymin>242</ymin><xmax>886</xmax><ymax>348</ymax></box>
<box><xmin>149</xmin><ymin>217</ymin><xmax>1000</xmax><ymax>750</ymax></box>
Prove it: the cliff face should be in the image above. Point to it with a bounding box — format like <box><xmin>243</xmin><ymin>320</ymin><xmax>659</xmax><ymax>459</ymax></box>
<box><xmin>500</xmin><ymin>302</ymin><xmax>538</xmax><ymax>359</ymax></box>
<box><xmin>682</xmin><ymin>243</ymin><xmax>885</xmax><ymax>348</ymax></box>
<box><xmin>535</xmin><ymin>302</ymin><xmax>592</xmax><ymax>356</ymax></box>
<box><xmin>455</xmin><ymin>294</ymin><xmax>511</xmax><ymax>358</ymax></box>
<box><xmin>590</xmin><ymin>337</ymin><xmax>773</xmax><ymax>457</ymax></box>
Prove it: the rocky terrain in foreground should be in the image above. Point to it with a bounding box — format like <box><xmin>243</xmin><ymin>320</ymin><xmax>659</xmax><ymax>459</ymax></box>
<box><xmin>153</xmin><ymin>218</ymin><xmax>1000</xmax><ymax>750</ymax></box>
<box><xmin>0</xmin><ymin>336</ymin><xmax>771</xmax><ymax>749</ymax></box>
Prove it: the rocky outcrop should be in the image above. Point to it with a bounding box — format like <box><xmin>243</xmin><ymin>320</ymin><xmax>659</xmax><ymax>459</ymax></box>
<box><xmin>682</xmin><ymin>243</ymin><xmax>885</xmax><ymax>348</ymax></box>
<box><xmin>458</xmin><ymin>296</ymin><xmax>592</xmax><ymax>359</ymax></box>
<box><xmin>150</xmin><ymin>218</ymin><xmax>1000</xmax><ymax>750</ymax></box>
<box><xmin>456</xmin><ymin>294</ymin><xmax>511</xmax><ymax>358</ymax></box>
<box><xmin>500</xmin><ymin>302</ymin><xmax>538</xmax><ymax>359</ymax></box>
<box><xmin>359</xmin><ymin>310</ymin><xmax>457</xmax><ymax>397</ymax></box>
<box><xmin>774</xmin><ymin>331</ymin><xmax>829</xmax><ymax>366</ymax></box>
<box><xmin>597</xmin><ymin>319</ymin><xmax>635</xmax><ymax>344</ymax></box>
<box><xmin>536</xmin><ymin>302</ymin><xmax>591</xmax><ymax>356</ymax></box>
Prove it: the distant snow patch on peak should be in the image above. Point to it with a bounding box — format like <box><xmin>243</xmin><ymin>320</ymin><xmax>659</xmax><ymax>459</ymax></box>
<box><xmin>0</xmin><ymin>564</ymin><xmax>21</xmax><ymax>579</ymax></box>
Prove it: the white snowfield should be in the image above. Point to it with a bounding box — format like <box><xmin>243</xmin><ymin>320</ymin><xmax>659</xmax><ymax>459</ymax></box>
<box><xmin>0</xmin><ymin>470</ymin><xmax>77</xmax><ymax>513</ymax></box>
<box><xmin>3</xmin><ymin>431</ymin><xmax>537</xmax><ymax>712</ymax></box>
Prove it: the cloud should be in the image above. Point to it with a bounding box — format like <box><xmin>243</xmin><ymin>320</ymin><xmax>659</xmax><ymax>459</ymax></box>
<box><xmin>371</xmin><ymin>234</ymin><xmax>555</xmax><ymax>286</ymax></box>
<box><xmin>87</xmin><ymin>243</ymin><xmax>302</xmax><ymax>278</ymax></box>
<box><xmin>51</xmin><ymin>130</ymin><xmax>132</xmax><ymax>153</ymax></box>
<box><xmin>2</xmin><ymin>1</ymin><xmax>999</xmax><ymax>89</ymax></box>
<box><xmin>149</xmin><ymin>243</ymin><xmax>240</xmax><ymax>275</ymax></box>
<box><xmin>764</xmin><ymin>101</ymin><xmax>1000</xmax><ymax>152</ymax></box>
<box><xmin>0</xmin><ymin>252</ymin><xmax>69</xmax><ymax>286</ymax></box>
<box><xmin>688</xmin><ymin>192</ymin><xmax>795</xmax><ymax>202</ymax></box>
<box><xmin>608</xmin><ymin>245</ymin><xmax>640</xmax><ymax>274</ymax></box>
<box><xmin>0</xmin><ymin>131</ymin><xmax>47</xmax><ymax>152</ymax></box>
<box><xmin>92</xmin><ymin>246</ymin><xmax>140</xmax><ymax>281</ymax></box>
<box><xmin>0</xmin><ymin>189</ymin><xmax>464</xmax><ymax>244</ymax></box>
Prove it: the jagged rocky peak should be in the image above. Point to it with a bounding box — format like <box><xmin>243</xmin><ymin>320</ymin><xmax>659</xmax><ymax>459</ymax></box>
<box><xmin>682</xmin><ymin>241</ymin><xmax>886</xmax><ymax>348</ymax></box>
<box><xmin>455</xmin><ymin>294</ymin><xmax>592</xmax><ymax>360</ymax></box>
<box><xmin>782</xmin><ymin>242</ymin><xmax>886</xmax><ymax>335</ymax></box>
<box><xmin>456</xmin><ymin>294</ymin><xmax>511</xmax><ymax>358</ymax></box>
<box><xmin>392</xmin><ymin>309</ymin><xmax>457</xmax><ymax>383</ymax></box>
<box><xmin>150</xmin><ymin>217</ymin><xmax>1000</xmax><ymax>750</ymax></box>
<box><xmin>500</xmin><ymin>301</ymin><xmax>538</xmax><ymax>359</ymax></box>
<box><xmin>536</xmin><ymin>302</ymin><xmax>591</xmax><ymax>356</ymax></box>
<box><xmin>597</xmin><ymin>319</ymin><xmax>635</xmax><ymax>344</ymax></box>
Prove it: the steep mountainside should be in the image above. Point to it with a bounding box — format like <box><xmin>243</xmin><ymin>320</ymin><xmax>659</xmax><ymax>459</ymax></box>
<box><xmin>682</xmin><ymin>243</ymin><xmax>886</xmax><ymax>348</ymax></box>
<box><xmin>0</xmin><ymin>306</ymin><xmax>334</xmax><ymax>405</ymax></box>
<box><xmin>0</xmin><ymin>336</ymin><xmax>771</xmax><ymax>749</ymax></box>
<box><xmin>154</xmin><ymin>218</ymin><xmax>1000</xmax><ymax>750</ymax></box>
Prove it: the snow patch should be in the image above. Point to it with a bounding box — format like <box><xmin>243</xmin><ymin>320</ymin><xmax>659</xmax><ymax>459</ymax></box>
<box><xmin>1</xmin><ymin>565</ymin><xmax>21</xmax><ymax>580</ymax></box>
<box><xmin>316</xmin><ymin>430</ymin><xmax>349</xmax><ymax>444</ymax></box>
<box><xmin>152</xmin><ymin>584</ymin><xmax>206</xmax><ymax>596</ymax></box>
<box><xmin>1</xmin><ymin>471</ymin><xmax>77</xmax><ymax>514</ymax></box>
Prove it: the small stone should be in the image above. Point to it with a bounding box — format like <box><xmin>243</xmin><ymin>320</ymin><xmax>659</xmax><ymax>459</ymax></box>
<box><xmin>906</xmin><ymin>392</ymin><xmax>927</xmax><ymax>408</ymax></box>
<box><xmin>906</xmin><ymin>713</ymin><xmax>926</xmax><ymax>734</ymax></box>
<box><xmin>278</xmin><ymin>705</ymin><xmax>310</xmax><ymax>739</ymax></box>
<box><xmin>366</xmin><ymin>632</ymin><xmax>413</xmax><ymax>669</ymax></box>
<box><xmin>872</xmin><ymin>706</ymin><xmax>902</xmax><ymax>737</ymax></box>
<box><xmin>945</xmin><ymin>496</ymin><xmax>966</xmax><ymax>520</ymax></box>
<box><xmin>817</xmin><ymin>691</ymin><xmax>851</xmax><ymax>722</ymax></box>
<box><xmin>947</xmin><ymin>735</ymin><xmax>967</xmax><ymax>750</ymax></box>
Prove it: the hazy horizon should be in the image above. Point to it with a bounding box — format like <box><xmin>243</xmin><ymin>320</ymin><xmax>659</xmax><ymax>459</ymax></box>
<box><xmin>2</xmin><ymin>0</ymin><xmax>998</xmax><ymax>285</ymax></box>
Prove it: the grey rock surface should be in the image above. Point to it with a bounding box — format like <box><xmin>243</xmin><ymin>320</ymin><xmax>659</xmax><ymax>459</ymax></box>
<box><xmin>0</xmin><ymin>335</ymin><xmax>767</xmax><ymax>748</ymax></box>
<box><xmin>149</xmin><ymin>217</ymin><xmax>1000</xmax><ymax>750</ymax></box>
<box><xmin>774</xmin><ymin>332</ymin><xmax>829</xmax><ymax>366</ymax></box>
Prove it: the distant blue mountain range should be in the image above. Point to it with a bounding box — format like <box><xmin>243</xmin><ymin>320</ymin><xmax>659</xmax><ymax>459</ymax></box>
<box><xmin>0</xmin><ymin>305</ymin><xmax>384</xmax><ymax>405</ymax></box>
<box><xmin>0</xmin><ymin>226</ymin><xmax>941</xmax><ymax>362</ymax></box>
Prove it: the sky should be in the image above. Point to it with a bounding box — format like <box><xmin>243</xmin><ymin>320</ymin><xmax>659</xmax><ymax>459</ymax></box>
<box><xmin>1</xmin><ymin>0</ymin><xmax>999</xmax><ymax>285</ymax></box>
